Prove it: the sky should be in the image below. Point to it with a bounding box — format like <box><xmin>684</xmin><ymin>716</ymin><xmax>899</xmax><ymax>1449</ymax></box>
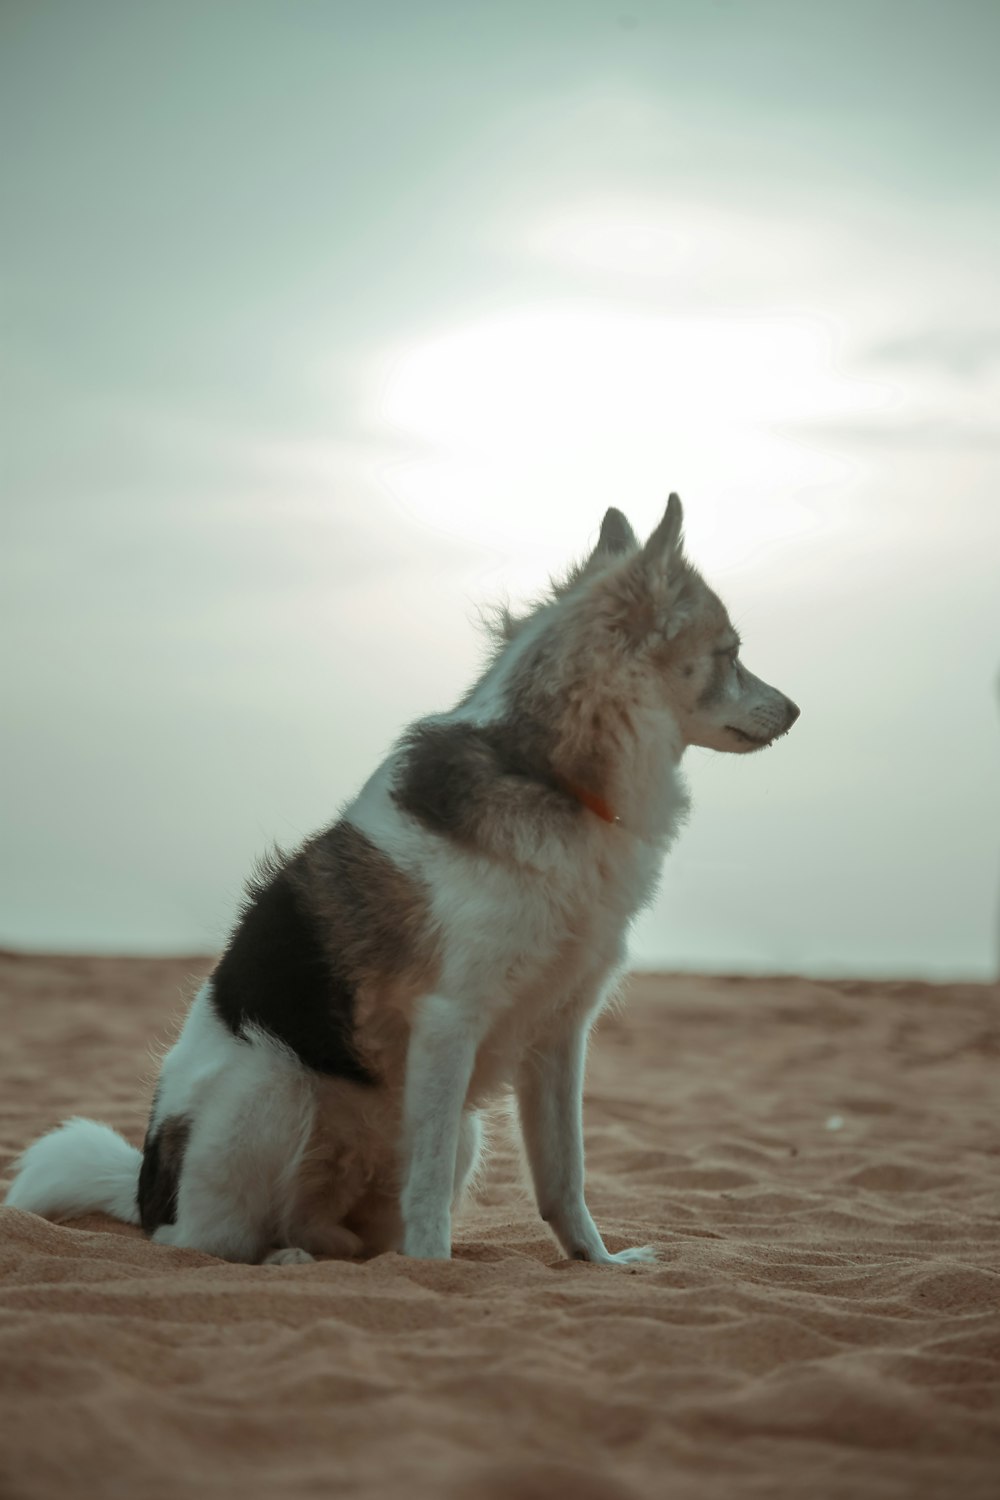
<box><xmin>2</xmin><ymin>0</ymin><xmax>999</xmax><ymax>978</ymax></box>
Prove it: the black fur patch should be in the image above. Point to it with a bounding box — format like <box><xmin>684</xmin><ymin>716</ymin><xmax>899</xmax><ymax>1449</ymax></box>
<box><xmin>392</xmin><ymin>719</ymin><xmax>572</xmax><ymax>844</ymax></box>
<box><xmin>393</xmin><ymin>722</ymin><xmax>506</xmax><ymax>842</ymax></box>
<box><xmin>137</xmin><ymin>1112</ymin><xmax>191</xmax><ymax>1235</ymax></box>
<box><xmin>211</xmin><ymin>848</ymin><xmax>377</xmax><ymax>1084</ymax></box>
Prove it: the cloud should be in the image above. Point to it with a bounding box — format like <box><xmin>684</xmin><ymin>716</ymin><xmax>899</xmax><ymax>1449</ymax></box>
<box><xmin>866</xmin><ymin>328</ymin><xmax>1000</xmax><ymax>379</ymax></box>
<box><xmin>787</xmin><ymin>416</ymin><xmax>1000</xmax><ymax>453</ymax></box>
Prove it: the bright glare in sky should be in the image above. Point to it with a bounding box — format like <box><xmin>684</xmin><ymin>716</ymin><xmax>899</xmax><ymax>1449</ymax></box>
<box><xmin>373</xmin><ymin>298</ymin><xmax>895</xmax><ymax>587</ymax></box>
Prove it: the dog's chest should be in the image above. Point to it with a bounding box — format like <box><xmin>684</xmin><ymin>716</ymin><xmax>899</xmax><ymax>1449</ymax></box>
<box><xmin>433</xmin><ymin>830</ymin><xmax>659</xmax><ymax>1011</ymax></box>
<box><xmin>462</xmin><ymin>896</ymin><xmax>629</xmax><ymax>1104</ymax></box>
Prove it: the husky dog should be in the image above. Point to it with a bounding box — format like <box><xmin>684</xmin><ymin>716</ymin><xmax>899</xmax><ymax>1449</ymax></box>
<box><xmin>5</xmin><ymin>496</ymin><xmax>798</xmax><ymax>1265</ymax></box>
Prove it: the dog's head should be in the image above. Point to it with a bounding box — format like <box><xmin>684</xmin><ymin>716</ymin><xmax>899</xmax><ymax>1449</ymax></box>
<box><xmin>578</xmin><ymin>495</ymin><xmax>800</xmax><ymax>755</ymax></box>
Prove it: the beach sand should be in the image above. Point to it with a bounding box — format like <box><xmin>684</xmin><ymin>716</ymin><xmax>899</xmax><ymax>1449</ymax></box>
<box><xmin>0</xmin><ymin>951</ymin><xmax>997</xmax><ymax>1499</ymax></box>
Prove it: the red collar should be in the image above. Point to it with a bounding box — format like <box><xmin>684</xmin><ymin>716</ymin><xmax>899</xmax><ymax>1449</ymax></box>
<box><xmin>555</xmin><ymin>776</ymin><xmax>621</xmax><ymax>826</ymax></box>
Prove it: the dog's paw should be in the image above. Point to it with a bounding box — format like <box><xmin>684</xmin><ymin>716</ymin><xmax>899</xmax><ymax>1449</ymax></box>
<box><xmin>603</xmin><ymin>1244</ymin><xmax>659</xmax><ymax>1266</ymax></box>
<box><xmin>262</xmin><ymin>1246</ymin><xmax>315</xmax><ymax>1267</ymax></box>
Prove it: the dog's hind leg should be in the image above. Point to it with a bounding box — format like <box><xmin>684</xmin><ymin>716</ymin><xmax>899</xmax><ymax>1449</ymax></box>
<box><xmin>399</xmin><ymin>994</ymin><xmax>480</xmax><ymax>1259</ymax></box>
<box><xmin>517</xmin><ymin>1013</ymin><xmax>656</xmax><ymax>1266</ymax></box>
<box><xmin>151</xmin><ymin>1064</ymin><xmax>313</xmax><ymax>1264</ymax></box>
<box><xmin>150</xmin><ymin>1091</ymin><xmax>278</xmax><ymax>1263</ymax></box>
<box><xmin>146</xmin><ymin>993</ymin><xmax>317</xmax><ymax>1264</ymax></box>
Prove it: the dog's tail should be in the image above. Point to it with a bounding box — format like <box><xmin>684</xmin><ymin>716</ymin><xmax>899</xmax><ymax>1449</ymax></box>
<box><xmin>4</xmin><ymin>1117</ymin><xmax>142</xmax><ymax>1226</ymax></box>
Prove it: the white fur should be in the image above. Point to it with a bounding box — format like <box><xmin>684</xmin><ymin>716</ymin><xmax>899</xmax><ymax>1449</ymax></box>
<box><xmin>5</xmin><ymin>1117</ymin><xmax>142</xmax><ymax>1225</ymax></box>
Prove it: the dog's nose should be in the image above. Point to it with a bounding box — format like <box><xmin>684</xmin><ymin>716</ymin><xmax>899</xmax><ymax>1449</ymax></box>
<box><xmin>784</xmin><ymin>696</ymin><xmax>801</xmax><ymax>727</ymax></box>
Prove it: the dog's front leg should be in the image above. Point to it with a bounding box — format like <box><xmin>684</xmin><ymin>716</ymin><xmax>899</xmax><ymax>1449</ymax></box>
<box><xmin>399</xmin><ymin>994</ymin><xmax>478</xmax><ymax>1260</ymax></box>
<box><xmin>517</xmin><ymin>1018</ymin><xmax>656</xmax><ymax>1266</ymax></box>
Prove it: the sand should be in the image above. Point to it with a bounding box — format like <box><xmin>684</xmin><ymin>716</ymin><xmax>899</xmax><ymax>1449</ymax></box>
<box><xmin>0</xmin><ymin>951</ymin><xmax>998</xmax><ymax>1500</ymax></box>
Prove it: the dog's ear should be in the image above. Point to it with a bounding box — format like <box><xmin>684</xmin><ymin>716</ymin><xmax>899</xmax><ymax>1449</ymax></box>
<box><xmin>642</xmin><ymin>493</ymin><xmax>684</xmax><ymax>571</ymax></box>
<box><xmin>595</xmin><ymin>507</ymin><xmax>638</xmax><ymax>557</ymax></box>
<box><xmin>641</xmin><ymin>494</ymin><xmax>692</xmax><ymax>640</ymax></box>
<box><xmin>559</xmin><ymin>507</ymin><xmax>637</xmax><ymax>594</ymax></box>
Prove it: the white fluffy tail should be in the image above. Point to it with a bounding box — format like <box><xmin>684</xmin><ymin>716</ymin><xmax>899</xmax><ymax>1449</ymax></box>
<box><xmin>4</xmin><ymin>1117</ymin><xmax>142</xmax><ymax>1226</ymax></box>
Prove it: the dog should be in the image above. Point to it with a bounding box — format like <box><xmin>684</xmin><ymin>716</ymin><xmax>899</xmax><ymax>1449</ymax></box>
<box><xmin>5</xmin><ymin>495</ymin><xmax>799</xmax><ymax>1264</ymax></box>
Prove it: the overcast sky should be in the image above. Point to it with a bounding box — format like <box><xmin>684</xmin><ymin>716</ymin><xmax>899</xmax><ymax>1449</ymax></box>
<box><xmin>3</xmin><ymin>0</ymin><xmax>999</xmax><ymax>978</ymax></box>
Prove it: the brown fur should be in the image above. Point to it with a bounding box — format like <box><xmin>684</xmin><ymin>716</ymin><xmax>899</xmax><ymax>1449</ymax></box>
<box><xmin>294</xmin><ymin>822</ymin><xmax>440</xmax><ymax>1073</ymax></box>
<box><xmin>296</xmin><ymin>822</ymin><xmax>436</xmax><ymax>990</ymax></box>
